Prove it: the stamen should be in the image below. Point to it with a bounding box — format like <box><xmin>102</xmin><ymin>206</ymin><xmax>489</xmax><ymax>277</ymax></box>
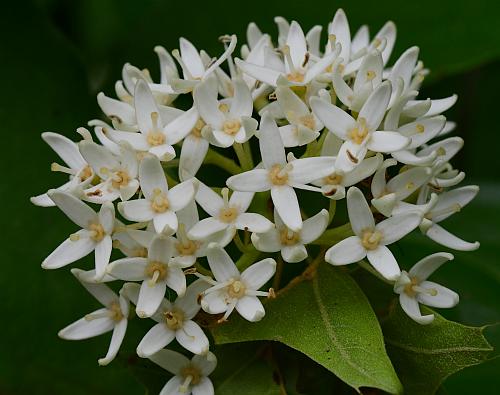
<box><xmin>69</xmin><ymin>233</ymin><xmax>80</xmax><ymax>242</ymax></box>
<box><xmin>51</xmin><ymin>162</ymin><xmax>75</xmax><ymax>175</ymax></box>
<box><xmin>282</xmin><ymin>45</ymin><xmax>296</xmax><ymax>73</ymax></box>
<box><xmin>148</xmin><ymin>270</ymin><xmax>160</xmax><ymax>286</ymax></box>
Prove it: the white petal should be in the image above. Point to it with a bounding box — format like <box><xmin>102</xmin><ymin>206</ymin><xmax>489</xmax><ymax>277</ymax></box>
<box><xmin>236</xmin><ymin>295</ymin><xmax>265</xmax><ymax>322</ymax></box>
<box><xmin>325</xmin><ymin>236</ymin><xmax>366</xmax><ymax>265</ymax></box>
<box><xmin>176</xmin><ymin>320</ymin><xmax>209</xmax><ymax>354</ymax></box>
<box><xmin>241</xmin><ymin>258</ymin><xmax>276</xmax><ymax>289</ymax></box>
<box><xmin>168</xmin><ymin>180</ymin><xmax>196</xmax><ymax>211</ymax></box>
<box><xmin>137</xmin><ymin>323</ymin><xmax>175</xmax><ymax>357</ymax></box>
<box><xmin>118</xmin><ymin>199</ymin><xmax>154</xmax><ymax>222</ymax></box>
<box><xmin>48</xmin><ymin>190</ymin><xmax>97</xmax><ymax>229</ymax></box>
<box><xmin>42</xmin><ymin>230</ymin><xmax>95</xmax><ymax>269</ymax></box>
<box><xmin>259</xmin><ymin>112</ymin><xmax>286</xmax><ymax>168</ymax></box>
<box><xmin>289</xmin><ymin>156</ymin><xmax>336</xmax><ymax>184</ymax></box>
<box><xmin>286</xmin><ymin>21</ymin><xmax>307</xmax><ymax>69</ymax></box>
<box><xmin>108</xmin><ymin>257</ymin><xmax>148</xmax><ymax>280</ymax></box>
<box><xmin>409</xmin><ymin>252</ymin><xmax>454</xmax><ymax>280</ymax></box>
<box><xmin>234</xmin><ymin>213</ymin><xmax>273</xmax><ymax>233</ymax></box>
<box><xmin>417</xmin><ymin>281</ymin><xmax>459</xmax><ymax>308</ymax></box>
<box><xmin>301</xmin><ymin>209</ymin><xmax>329</xmax><ymax>244</ymax></box>
<box><xmin>368</xmin><ymin>131</ymin><xmax>409</xmax><ymax>153</ymax></box>
<box><xmin>194</xmin><ymin>78</ymin><xmax>225</xmax><ymax>128</ymax></box>
<box><xmin>79</xmin><ymin>140</ymin><xmax>119</xmax><ymax>179</ymax></box>
<box><xmin>347</xmin><ymin>186</ymin><xmax>374</xmax><ymax>236</ymax></box>
<box><xmin>329</xmin><ymin>9</ymin><xmax>351</xmax><ymax>62</ymax></box>
<box><xmin>179</xmin><ymin>134</ymin><xmax>209</xmax><ymax>181</ymax></box>
<box><xmin>206</xmin><ymin>244</ymin><xmax>240</xmax><ymax>282</ymax></box>
<box><xmin>149</xmin><ymin>235</ymin><xmax>174</xmax><ymax>262</ymax></box>
<box><xmin>164</xmin><ymin>107</ymin><xmax>199</xmax><ymax>144</ymax></box>
<box><xmin>139</xmin><ymin>155</ymin><xmax>169</xmax><ymax>199</ymax></box>
<box><xmin>149</xmin><ymin>144</ymin><xmax>176</xmax><ymax>162</ymax></box>
<box><xmin>251</xmin><ymin>230</ymin><xmax>281</xmax><ymax>252</ymax></box>
<box><xmin>235</xmin><ymin>58</ymin><xmax>282</xmax><ymax>87</ymax></box>
<box><xmin>399</xmin><ymin>293</ymin><xmax>434</xmax><ymax>325</ymax></box>
<box><xmin>193</xmin><ymin>351</ymin><xmax>218</xmax><ymax>376</ymax></box>
<box><xmin>98</xmin><ymin>319</ymin><xmax>127</xmax><ymax>366</ymax></box>
<box><xmin>136</xmin><ymin>280</ymin><xmax>167</xmax><ymax>318</ymax></box>
<box><xmin>42</xmin><ymin>132</ymin><xmax>86</xmax><ymax>170</ymax></box>
<box><xmin>201</xmin><ymin>289</ymin><xmax>228</xmax><ymax>314</ymax></box>
<box><xmin>271</xmin><ymin>186</ymin><xmax>302</xmax><ymax>232</ymax></box>
<box><xmin>189</xmin><ymin>217</ymin><xmax>228</xmax><ymax>240</ymax></box>
<box><xmin>192</xmin><ymin>378</ymin><xmax>215</xmax><ymax>395</ymax></box>
<box><xmin>343</xmin><ymin>154</ymin><xmax>382</xmax><ymax>186</ymax></box>
<box><xmin>180</xmin><ymin>37</ymin><xmax>205</xmax><ymax>78</ymax></box>
<box><xmin>153</xmin><ymin>211</ymin><xmax>179</xmax><ymax>233</ymax></box>
<box><xmin>425</xmin><ymin>224</ymin><xmax>479</xmax><ymax>251</ymax></box>
<box><xmin>310</xmin><ymin>97</ymin><xmax>355</xmax><ymax>140</ymax></box>
<box><xmin>366</xmin><ymin>245</ymin><xmax>400</xmax><ymax>280</ymax></box>
<box><xmin>281</xmin><ymin>245</ymin><xmax>308</xmax><ymax>263</ymax></box>
<box><xmin>135</xmin><ymin>79</ymin><xmax>161</xmax><ymax>134</ymax></box>
<box><xmin>195</xmin><ymin>181</ymin><xmax>224</xmax><ymax>217</ymax></box>
<box><xmin>58</xmin><ymin>312</ymin><xmax>114</xmax><ymax>340</ymax></box>
<box><xmin>149</xmin><ymin>349</ymin><xmax>189</xmax><ymax>375</ymax></box>
<box><xmin>230</xmin><ymin>77</ymin><xmax>253</xmax><ymax>118</ymax></box>
<box><xmin>377</xmin><ymin>212</ymin><xmax>420</xmax><ymax>245</ymax></box>
<box><xmin>175</xmin><ymin>279</ymin><xmax>209</xmax><ymax>319</ymax></box>
<box><xmin>95</xmin><ymin>236</ymin><xmax>113</xmax><ymax>280</ymax></box>
<box><xmin>99</xmin><ymin>203</ymin><xmax>115</xmax><ymax>234</ymax></box>
<box><xmin>226</xmin><ymin>169</ymin><xmax>271</xmax><ymax>192</ymax></box>
<box><xmin>229</xmin><ymin>191</ymin><xmax>254</xmax><ymax>213</ymax></box>
<box><xmin>426</xmin><ymin>95</ymin><xmax>458</xmax><ymax>117</ymax></box>
<box><xmin>106</xmin><ymin>129</ymin><xmax>150</xmax><ymax>151</ymax></box>
<box><xmin>165</xmin><ymin>267</ymin><xmax>187</xmax><ymax>296</ymax></box>
<box><xmin>430</xmin><ymin>185</ymin><xmax>478</xmax><ymax>223</ymax></box>
<box><xmin>276</xmin><ymin>86</ymin><xmax>309</xmax><ymax>119</ymax></box>
<box><xmin>358</xmin><ymin>82</ymin><xmax>391</xmax><ymax>130</ymax></box>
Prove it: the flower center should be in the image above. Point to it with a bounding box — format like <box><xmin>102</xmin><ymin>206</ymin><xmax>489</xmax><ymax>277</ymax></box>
<box><xmin>147</xmin><ymin>131</ymin><xmax>166</xmax><ymax>146</ymax></box>
<box><xmin>111</xmin><ymin>170</ymin><xmax>131</xmax><ymax>189</ymax></box>
<box><xmin>403</xmin><ymin>275</ymin><xmax>438</xmax><ymax>298</ymax></box>
<box><xmin>366</xmin><ymin>70</ymin><xmax>376</xmax><ymax>81</ymax></box>
<box><xmin>151</xmin><ymin>188</ymin><xmax>170</xmax><ymax>213</ymax></box>
<box><xmin>416</xmin><ymin>123</ymin><xmax>425</xmax><ymax>133</ymax></box>
<box><xmin>89</xmin><ymin>223</ymin><xmax>106</xmax><ymax>242</ymax></box>
<box><xmin>323</xmin><ymin>172</ymin><xmax>344</xmax><ymax>185</ymax></box>
<box><xmin>299</xmin><ymin>114</ymin><xmax>316</xmax><ymax>130</ymax></box>
<box><xmin>348</xmin><ymin>117</ymin><xmax>369</xmax><ymax>145</ymax></box>
<box><xmin>219</xmin><ymin>103</ymin><xmax>230</xmax><ymax>113</ymax></box>
<box><xmin>108</xmin><ymin>301</ymin><xmax>124</xmax><ymax>322</ymax></box>
<box><xmin>287</xmin><ymin>71</ymin><xmax>305</xmax><ymax>83</ymax></box>
<box><xmin>279</xmin><ymin>228</ymin><xmax>300</xmax><ymax>246</ymax></box>
<box><xmin>180</xmin><ymin>365</ymin><xmax>202</xmax><ymax>386</ymax></box>
<box><xmin>222</xmin><ymin>119</ymin><xmax>241</xmax><ymax>136</ymax></box>
<box><xmin>175</xmin><ymin>239</ymin><xmax>199</xmax><ymax>256</ymax></box>
<box><xmin>133</xmin><ymin>247</ymin><xmax>148</xmax><ymax>258</ymax></box>
<box><xmin>361</xmin><ymin>229</ymin><xmax>383</xmax><ymax>250</ymax></box>
<box><xmin>227</xmin><ymin>279</ymin><xmax>246</xmax><ymax>299</ymax></box>
<box><xmin>268</xmin><ymin>164</ymin><xmax>289</xmax><ymax>186</ymax></box>
<box><xmin>191</xmin><ymin>119</ymin><xmax>206</xmax><ymax>138</ymax></box>
<box><xmin>164</xmin><ymin>308</ymin><xmax>185</xmax><ymax>330</ymax></box>
<box><xmin>144</xmin><ymin>261</ymin><xmax>168</xmax><ymax>284</ymax></box>
<box><xmin>219</xmin><ymin>206</ymin><xmax>239</xmax><ymax>223</ymax></box>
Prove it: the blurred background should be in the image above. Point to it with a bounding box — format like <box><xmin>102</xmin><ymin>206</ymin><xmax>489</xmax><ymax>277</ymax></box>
<box><xmin>0</xmin><ymin>0</ymin><xmax>499</xmax><ymax>393</ymax></box>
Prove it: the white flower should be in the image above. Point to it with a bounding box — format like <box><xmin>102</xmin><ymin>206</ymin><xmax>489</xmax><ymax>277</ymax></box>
<box><xmin>394</xmin><ymin>252</ymin><xmax>459</xmax><ymax>324</ymax></box>
<box><xmin>273</xmin><ymin>85</ymin><xmax>323</xmax><ymax>147</ymax></box>
<box><xmin>194</xmin><ymin>76</ymin><xmax>257</xmax><ymax>148</ymax></box>
<box><xmin>201</xmin><ymin>244</ymin><xmax>276</xmax><ymax>322</ymax></box>
<box><xmin>124</xmin><ymin>280</ymin><xmax>209</xmax><ymax>356</ymax></box>
<box><xmin>236</xmin><ymin>21</ymin><xmax>340</xmax><ymax>87</ymax></box>
<box><xmin>79</xmin><ymin>140</ymin><xmax>139</xmax><ymax>203</ymax></box>
<box><xmin>170</xmin><ymin>35</ymin><xmax>237</xmax><ymax>93</ymax></box>
<box><xmin>370</xmin><ymin>159</ymin><xmax>431</xmax><ymax>217</ymax></box>
<box><xmin>252</xmin><ymin>208</ymin><xmax>329</xmax><ymax>263</ymax></box>
<box><xmin>149</xmin><ymin>349</ymin><xmax>217</xmax><ymax>395</ymax></box>
<box><xmin>311</xmin><ymin>82</ymin><xmax>409</xmax><ymax>172</ymax></box>
<box><xmin>42</xmin><ymin>190</ymin><xmax>115</xmax><ymax>280</ymax></box>
<box><xmin>419</xmin><ymin>186</ymin><xmax>480</xmax><ymax>251</ymax></box>
<box><xmin>325</xmin><ymin>186</ymin><xmax>421</xmax><ymax>280</ymax></box>
<box><xmin>313</xmin><ymin>139</ymin><xmax>383</xmax><ymax>200</ymax></box>
<box><xmin>31</xmin><ymin>132</ymin><xmax>94</xmax><ymax>207</ymax></box>
<box><xmin>106</xmin><ymin>79</ymin><xmax>198</xmax><ymax>161</ymax></box>
<box><xmin>58</xmin><ymin>269</ymin><xmax>128</xmax><ymax>366</ymax></box>
<box><xmin>118</xmin><ymin>155</ymin><xmax>196</xmax><ymax>233</ymax></box>
<box><xmin>188</xmin><ymin>181</ymin><xmax>272</xmax><ymax>241</ymax></box>
<box><xmin>226</xmin><ymin>112</ymin><xmax>335</xmax><ymax>231</ymax></box>
<box><xmin>107</xmin><ymin>233</ymin><xmax>187</xmax><ymax>318</ymax></box>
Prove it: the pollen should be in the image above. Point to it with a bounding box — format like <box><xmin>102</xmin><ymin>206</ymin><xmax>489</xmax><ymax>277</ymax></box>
<box><xmin>144</xmin><ymin>261</ymin><xmax>168</xmax><ymax>281</ymax></box>
<box><xmin>147</xmin><ymin>131</ymin><xmax>166</xmax><ymax>146</ymax></box>
<box><xmin>89</xmin><ymin>223</ymin><xmax>106</xmax><ymax>242</ymax></box>
<box><xmin>227</xmin><ymin>279</ymin><xmax>246</xmax><ymax>299</ymax></box>
<box><xmin>180</xmin><ymin>365</ymin><xmax>202</xmax><ymax>386</ymax></box>
<box><xmin>323</xmin><ymin>172</ymin><xmax>344</xmax><ymax>185</ymax></box>
<box><xmin>175</xmin><ymin>239</ymin><xmax>199</xmax><ymax>256</ymax></box>
<box><xmin>111</xmin><ymin>170</ymin><xmax>131</xmax><ymax>188</ymax></box>
<box><xmin>279</xmin><ymin>228</ymin><xmax>300</xmax><ymax>246</ymax></box>
<box><xmin>286</xmin><ymin>71</ymin><xmax>305</xmax><ymax>83</ymax></box>
<box><xmin>361</xmin><ymin>229</ymin><xmax>383</xmax><ymax>250</ymax></box>
<box><xmin>366</xmin><ymin>70</ymin><xmax>376</xmax><ymax>81</ymax></box>
<box><xmin>348</xmin><ymin>117</ymin><xmax>369</xmax><ymax>144</ymax></box>
<box><xmin>219</xmin><ymin>103</ymin><xmax>230</xmax><ymax>113</ymax></box>
<box><xmin>192</xmin><ymin>119</ymin><xmax>206</xmax><ymax>138</ymax></box>
<box><xmin>406</xmin><ymin>182</ymin><xmax>415</xmax><ymax>190</ymax></box>
<box><xmin>222</xmin><ymin>119</ymin><xmax>241</xmax><ymax>136</ymax></box>
<box><xmin>164</xmin><ymin>308</ymin><xmax>185</xmax><ymax>330</ymax></box>
<box><xmin>299</xmin><ymin>114</ymin><xmax>316</xmax><ymax>130</ymax></box>
<box><xmin>151</xmin><ymin>188</ymin><xmax>170</xmax><ymax>213</ymax></box>
<box><xmin>219</xmin><ymin>206</ymin><xmax>238</xmax><ymax>223</ymax></box>
<box><xmin>268</xmin><ymin>164</ymin><xmax>289</xmax><ymax>186</ymax></box>
<box><xmin>108</xmin><ymin>301</ymin><xmax>124</xmax><ymax>322</ymax></box>
<box><xmin>80</xmin><ymin>165</ymin><xmax>93</xmax><ymax>181</ymax></box>
<box><xmin>403</xmin><ymin>277</ymin><xmax>420</xmax><ymax>297</ymax></box>
<box><xmin>416</xmin><ymin>123</ymin><xmax>425</xmax><ymax>133</ymax></box>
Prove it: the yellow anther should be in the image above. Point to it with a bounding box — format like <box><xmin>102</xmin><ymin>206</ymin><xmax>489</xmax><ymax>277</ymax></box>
<box><xmin>366</xmin><ymin>70</ymin><xmax>376</xmax><ymax>81</ymax></box>
<box><xmin>268</xmin><ymin>164</ymin><xmax>289</xmax><ymax>186</ymax></box>
<box><xmin>222</xmin><ymin>119</ymin><xmax>241</xmax><ymax>136</ymax></box>
<box><xmin>164</xmin><ymin>309</ymin><xmax>185</xmax><ymax>330</ymax></box>
<box><xmin>361</xmin><ymin>229</ymin><xmax>383</xmax><ymax>250</ymax></box>
<box><xmin>227</xmin><ymin>280</ymin><xmax>246</xmax><ymax>299</ymax></box>
<box><xmin>151</xmin><ymin>189</ymin><xmax>170</xmax><ymax>213</ymax></box>
<box><xmin>279</xmin><ymin>228</ymin><xmax>300</xmax><ymax>246</ymax></box>
<box><xmin>416</xmin><ymin>123</ymin><xmax>425</xmax><ymax>133</ymax></box>
<box><xmin>89</xmin><ymin>223</ymin><xmax>106</xmax><ymax>242</ymax></box>
<box><xmin>219</xmin><ymin>207</ymin><xmax>238</xmax><ymax>223</ymax></box>
<box><xmin>144</xmin><ymin>261</ymin><xmax>168</xmax><ymax>282</ymax></box>
<box><xmin>348</xmin><ymin>117</ymin><xmax>369</xmax><ymax>144</ymax></box>
<box><xmin>323</xmin><ymin>173</ymin><xmax>344</xmax><ymax>185</ymax></box>
<box><xmin>111</xmin><ymin>170</ymin><xmax>131</xmax><ymax>188</ymax></box>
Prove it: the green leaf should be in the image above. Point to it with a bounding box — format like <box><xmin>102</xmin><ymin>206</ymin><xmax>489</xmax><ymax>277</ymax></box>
<box><xmin>211</xmin><ymin>343</ymin><xmax>281</xmax><ymax>395</ymax></box>
<box><xmin>382</xmin><ymin>305</ymin><xmax>493</xmax><ymax>395</ymax></box>
<box><xmin>212</xmin><ymin>263</ymin><xmax>403</xmax><ymax>394</ymax></box>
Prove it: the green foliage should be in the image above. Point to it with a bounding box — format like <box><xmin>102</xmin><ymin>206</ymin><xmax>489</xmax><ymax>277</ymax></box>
<box><xmin>382</xmin><ymin>305</ymin><xmax>493</xmax><ymax>395</ymax></box>
<box><xmin>213</xmin><ymin>263</ymin><xmax>403</xmax><ymax>394</ymax></box>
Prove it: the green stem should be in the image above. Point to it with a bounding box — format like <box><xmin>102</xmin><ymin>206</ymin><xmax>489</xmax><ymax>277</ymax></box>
<box><xmin>233</xmin><ymin>143</ymin><xmax>253</xmax><ymax>171</ymax></box>
<box><xmin>204</xmin><ymin>149</ymin><xmax>242</xmax><ymax>175</ymax></box>
<box><xmin>327</xmin><ymin>200</ymin><xmax>337</xmax><ymax>226</ymax></box>
<box><xmin>235</xmin><ymin>248</ymin><xmax>261</xmax><ymax>271</ymax></box>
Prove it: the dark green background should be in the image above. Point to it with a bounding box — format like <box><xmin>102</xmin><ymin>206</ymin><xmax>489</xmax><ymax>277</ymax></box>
<box><xmin>1</xmin><ymin>0</ymin><xmax>499</xmax><ymax>394</ymax></box>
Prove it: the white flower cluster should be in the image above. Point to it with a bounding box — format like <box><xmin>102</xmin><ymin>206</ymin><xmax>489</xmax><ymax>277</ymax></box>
<box><xmin>32</xmin><ymin>9</ymin><xmax>479</xmax><ymax>394</ymax></box>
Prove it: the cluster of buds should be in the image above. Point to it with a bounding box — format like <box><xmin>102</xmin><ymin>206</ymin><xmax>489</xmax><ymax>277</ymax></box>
<box><xmin>32</xmin><ymin>9</ymin><xmax>478</xmax><ymax>395</ymax></box>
